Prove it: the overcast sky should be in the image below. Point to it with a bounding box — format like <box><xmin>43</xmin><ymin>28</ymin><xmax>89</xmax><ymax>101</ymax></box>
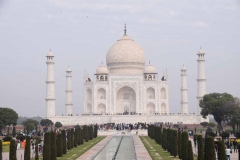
<box><xmin>0</xmin><ymin>0</ymin><xmax>240</xmax><ymax>117</ymax></box>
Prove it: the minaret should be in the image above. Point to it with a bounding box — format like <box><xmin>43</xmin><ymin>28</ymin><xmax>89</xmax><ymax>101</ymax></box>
<box><xmin>46</xmin><ymin>49</ymin><xmax>56</xmax><ymax>117</ymax></box>
<box><xmin>181</xmin><ymin>65</ymin><xmax>188</xmax><ymax>114</ymax></box>
<box><xmin>65</xmin><ymin>66</ymin><xmax>73</xmax><ymax>116</ymax></box>
<box><xmin>197</xmin><ymin>47</ymin><xmax>206</xmax><ymax>114</ymax></box>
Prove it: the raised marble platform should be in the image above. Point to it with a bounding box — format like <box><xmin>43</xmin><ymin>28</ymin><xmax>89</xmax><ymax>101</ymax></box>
<box><xmin>47</xmin><ymin>114</ymin><xmax>208</xmax><ymax>125</ymax></box>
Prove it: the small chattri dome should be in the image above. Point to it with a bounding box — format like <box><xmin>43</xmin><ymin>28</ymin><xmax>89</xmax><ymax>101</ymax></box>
<box><xmin>96</xmin><ymin>64</ymin><xmax>109</xmax><ymax>74</ymax></box>
<box><xmin>197</xmin><ymin>47</ymin><xmax>205</xmax><ymax>55</ymax></box>
<box><xmin>47</xmin><ymin>49</ymin><xmax>54</xmax><ymax>57</ymax></box>
<box><xmin>66</xmin><ymin>66</ymin><xmax>72</xmax><ymax>72</ymax></box>
<box><xmin>181</xmin><ymin>65</ymin><xmax>187</xmax><ymax>71</ymax></box>
<box><xmin>144</xmin><ymin>64</ymin><xmax>157</xmax><ymax>73</ymax></box>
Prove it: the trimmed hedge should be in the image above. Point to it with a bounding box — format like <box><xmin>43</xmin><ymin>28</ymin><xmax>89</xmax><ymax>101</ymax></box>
<box><xmin>178</xmin><ymin>130</ymin><xmax>182</xmax><ymax>159</ymax></box>
<box><xmin>50</xmin><ymin>131</ymin><xmax>57</xmax><ymax>160</ymax></box>
<box><xmin>9</xmin><ymin>139</ymin><xmax>16</xmax><ymax>160</ymax></box>
<box><xmin>56</xmin><ymin>133</ymin><xmax>63</xmax><ymax>157</ymax></box>
<box><xmin>0</xmin><ymin>140</ymin><xmax>2</xmax><ymax>160</ymax></box>
<box><xmin>197</xmin><ymin>135</ymin><xmax>204</xmax><ymax>160</ymax></box>
<box><xmin>61</xmin><ymin>130</ymin><xmax>67</xmax><ymax>154</ymax></box>
<box><xmin>181</xmin><ymin>131</ymin><xmax>188</xmax><ymax>160</ymax></box>
<box><xmin>217</xmin><ymin>140</ymin><xmax>227</xmax><ymax>160</ymax></box>
<box><xmin>24</xmin><ymin>136</ymin><xmax>30</xmax><ymax>160</ymax></box>
<box><xmin>188</xmin><ymin>140</ymin><xmax>194</xmax><ymax>160</ymax></box>
<box><xmin>43</xmin><ymin>132</ymin><xmax>50</xmax><ymax>160</ymax></box>
<box><xmin>204</xmin><ymin>137</ymin><xmax>216</xmax><ymax>160</ymax></box>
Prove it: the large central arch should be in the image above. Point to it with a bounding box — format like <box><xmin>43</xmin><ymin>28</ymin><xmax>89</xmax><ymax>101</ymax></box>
<box><xmin>116</xmin><ymin>86</ymin><xmax>136</xmax><ymax>114</ymax></box>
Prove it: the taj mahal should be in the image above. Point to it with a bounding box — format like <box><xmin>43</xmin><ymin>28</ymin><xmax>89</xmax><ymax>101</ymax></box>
<box><xmin>45</xmin><ymin>26</ymin><xmax>208</xmax><ymax>125</ymax></box>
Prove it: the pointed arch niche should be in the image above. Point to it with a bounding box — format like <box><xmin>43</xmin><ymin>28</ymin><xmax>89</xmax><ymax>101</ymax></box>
<box><xmin>161</xmin><ymin>88</ymin><xmax>166</xmax><ymax>99</ymax></box>
<box><xmin>146</xmin><ymin>87</ymin><xmax>155</xmax><ymax>99</ymax></box>
<box><xmin>147</xmin><ymin>103</ymin><xmax>155</xmax><ymax>114</ymax></box>
<box><xmin>97</xmin><ymin>88</ymin><xmax>106</xmax><ymax>99</ymax></box>
<box><xmin>161</xmin><ymin>103</ymin><xmax>166</xmax><ymax>114</ymax></box>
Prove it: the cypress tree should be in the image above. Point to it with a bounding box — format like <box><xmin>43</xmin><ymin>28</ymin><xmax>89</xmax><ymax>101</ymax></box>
<box><xmin>50</xmin><ymin>131</ymin><xmax>57</xmax><ymax>160</ymax></box>
<box><xmin>85</xmin><ymin>126</ymin><xmax>89</xmax><ymax>142</ymax></box>
<box><xmin>9</xmin><ymin>139</ymin><xmax>16</xmax><ymax>160</ymax></box>
<box><xmin>188</xmin><ymin>140</ymin><xmax>194</xmax><ymax>160</ymax></box>
<box><xmin>159</xmin><ymin>126</ymin><xmax>162</xmax><ymax>145</ymax></box>
<box><xmin>24</xmin><ymin>136</ymin><xmax>30</xmax><ymax>160</ymax></box>
<box><xmin>94</xmin><ymin>125</ymin><xmax>98</xmax><ymax>138</ymax></box>
<box><xmin>74</xmin><ymin>128</ymin><xmax>78</xmax><ymax>147</ymax></box>
<box><xmin>43</xmin><ymin>132</ymin><xmax>50</xmax><ymax>160</ymax></box>
<box><xmin>181</xmin><ymin>131</ymin><xmax>188</xmax><ymax>160</ymax></box>
<box><xmin>204</xmin><ymin>137</ymin><xmax>216</xmax><ymax>160</ymax></box>
<box><xmin>0</xmin><ymin>140</ymin><xmax>2</xmax><ymax>160</ymax></box>
<box><xmin>56</xmin><ymin>133</ymin><xmax>63</xmax><ymax>157</ymax></box>
<box><xmin>67</xmin><ymin>129</ymin><xmax>71</xmax><ymax>150</ymax></box>
<box><xmin>77</xmin><ymin>128</ymin><xmax>81</xmax><ymax>145</ymax></box>
<box><xmin>238</xmin><ymin>144</ymin><xmax>240</xmax><ymax>160</ymax></box>
<box><xmin>172</xmin><ymin>130</ymin><xmax>178</xmax><ymax>157</ymax></box>
<box><xmin>80</xmin><ymin>128</ymin><xmax>83</xmax><ymax>144</ymax></box>
<box><xmin>71</xmin><ymin>128</ymin><xmax>74</xmax><ymax>148</ymax></box>
<box><xmin>12</xmin><ymin>126</ymin><xmax>16</xmax><ymax>137</ymax></box>
<box><xmin>61</xmin><ymin>130</ymin><xmax>67</xmax><ymax>154</ymax></box>
<box><xmin>217</xmin><ymin>141</ymin><xmax>227</xmax><ymax>160</ymax></box>
<box><xmin>35</xmin><ymin>143</ymin><xmax>39</xmax><ymax>160</ymax></box>
<box><xmin>197</xmin><ymin>135</ymin><xmax>204</xmax><ymax>160</ymax></box>
<box><xmin>178</xmin><ymin>130</ymin><xmax>182</xmax><ymax>159</ymax></box>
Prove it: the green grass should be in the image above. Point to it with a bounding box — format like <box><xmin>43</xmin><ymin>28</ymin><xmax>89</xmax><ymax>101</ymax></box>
<box><xmin>140</xmin><ymin>136</ymin><xmax>197</xmax><ymax>160</ymax></box>
<box><xmin>32</xmin><ymin>136</ymin><xmax>105</xmax><ymax>160</ymax></box>
<box><xmin>2</xmin><ymin>145</ymin><xmax>9</xmax><ymax>152</ymax></box>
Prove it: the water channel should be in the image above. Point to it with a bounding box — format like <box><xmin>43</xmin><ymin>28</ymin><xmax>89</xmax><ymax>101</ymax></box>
<box><xmin>93</xmin><ymin>135</ymin><xmax>136</xmax><ymax>160</ymax></box>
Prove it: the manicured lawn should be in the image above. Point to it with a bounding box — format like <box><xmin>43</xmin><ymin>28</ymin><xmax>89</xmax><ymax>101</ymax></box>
<box><xmin>140</xmin><ymin>136</ymin><xmax>197</xmax><ymax>160</ymax></box>
<box><xmin>32</xmin><ymin>136</ymin><xmax>105</xmax><ymax>160</ymax></box>
<box><xmin>2</xmin><ymin>145</ymin><xmax>9</xmax><ymax>152</ymax></box>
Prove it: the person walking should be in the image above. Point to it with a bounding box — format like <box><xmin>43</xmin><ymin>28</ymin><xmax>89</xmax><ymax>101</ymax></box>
<box><xmin>225</xmin><ymin>146</ymin><xmax>231</xmax><ymax>160</ymax></box>
<box><xmin>233</xmin><ymin>139</ymin><xmax>238</xmax><ymax>153</ymax></box>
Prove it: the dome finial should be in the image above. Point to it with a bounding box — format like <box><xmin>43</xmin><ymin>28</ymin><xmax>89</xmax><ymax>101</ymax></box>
<box><xmin>124</xmin><ymin>23</ymin><xmax>127</xmax><ymax>35</ymax></box>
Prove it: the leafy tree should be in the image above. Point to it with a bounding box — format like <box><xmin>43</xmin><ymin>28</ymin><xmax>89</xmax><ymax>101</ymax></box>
<box><xmin>12</xmin><ymin>127</ymin><xmax>16</xmax><ymax>137</ymax></box>
<box><xmin>188</xmin><ymin>140</ymin><xmax>194</xmax><ymax>160</ymax></box>
<box><xmin>61</xmin><ymin>130</ymin><xmax>67</xmax><ymax>154</ymax></box>
<box><xmin>197</xmin><ymin>135</ymin><xmax>204</xmax><ymax>160</ymax></box>
<box><xmin>43</xmin><ymin>132</ymin><xmax>50</xmax><ymax>160</ymax></box>
<box><xmin>204</xmin><ymin>137</ymin><xmax>216</xmax><ymax>160</ymax></box>
<box><xmin>22</xmin><ymin>119</ymin><xmax>39</xmax><ymax>128</ymax></box>
<box><xmin>181</xmin><ymin>131</ymin><xmax>188</xmax><ymax>160</ymax></box>
<box><xmin>0</xmin><ymin>108</ymin><xmax>18</xmax><ymax>130</ymax></box>
<box><xmin>26</xmin><ymin>123</ymin><xmax>35</xmax><ymax>133</ymax></box>
<box><xmin>200</xmin><ymin>122</ymin><xmax>209</xmax><ymax>128</ymax></box>
<box><xmin>9</xmin><ymin>139</ymin><xmax>16</xmax><ymax>160</ymax></box>
<box><xmin>220</xmin><ymin>131</ymin><xmax>230</xmax><ymax>139</ymax></box>
<box><xmin>56</xmin><ymin>133</ymin><xmax>63</xmax><ymax>157</ymax></box>
<box><xmin>0</xmin><ymin>140</ymin><xmax>2</xmax><ymax>160</ymax></box>
<box><xmin>178</xmin><ymin>130</ymin><xmax>182</xmax><ymax>159</ymax></box>
<box><xmin>55</xmin><ymin>122</ymin><xmax>62</xmax><ymax>128</ymax></box>
<box><xmin>50</xmin><ymin>131</ymin><xmax>57</xmax><ymax>160</ymax></box>
<box><xmin>209</xmin><ymin>122</ymin><xmax>216</xmax><ymax>128</ymax></box>
<box><xmin>24</xmin><ymin>136</ymin><xmax>30</xmax><ymax>160</ymax></box>
<box><xmin>40</xmin><ymin>119</ymin><xmax>53</xmax><ymax>131</ymax></box>
<box><xmin>200</xmin><ymin>93</ymin><xmax>235</xmax><ymax>132</ymax></box>
<box><xmin>217</xmin><ymin>141</ymin><xmax>227</xmax><ymax>160</ymax></box>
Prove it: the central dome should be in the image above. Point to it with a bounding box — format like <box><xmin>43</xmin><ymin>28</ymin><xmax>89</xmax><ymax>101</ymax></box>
<box><xmin>106</xmin><ymin>34</ymin><xmax>146</xmax><ymax>74</ymax></box>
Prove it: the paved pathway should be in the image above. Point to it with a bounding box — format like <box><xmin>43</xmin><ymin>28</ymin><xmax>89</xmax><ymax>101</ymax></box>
<box><xmin>133</xmin><ymin>135</ymin><xmax>152</xmax><ymax>160</ymax></box>
<box><xmin>76</xmin><ymin>135</ymin><xmax>113</xmax><ymax>160</ymax></box>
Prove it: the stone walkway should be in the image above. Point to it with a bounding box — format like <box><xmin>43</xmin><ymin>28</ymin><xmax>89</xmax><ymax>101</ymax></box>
<box><xmin>76</xmin><ymin>135</ymin><xmax>113</xmax><ymax>160</ymax></box>
<box><xmin>77</xmin><ymin>135</ymin><xmax>151</xmax><ymax>160</ymax></box>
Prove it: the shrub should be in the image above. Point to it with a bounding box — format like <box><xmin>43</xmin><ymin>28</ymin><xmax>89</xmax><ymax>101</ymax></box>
<box><xmin>56</xmin><ymin>133</ymin><xmax>63</xmax><ymax>157</ymax></box>
<box><xmin>3</xmin><ymin>135</ymin><xmax>12</xmax><ymax>141</ymax></box>
<box><xmin>200</xmin><ymin>122</ymin><xmax>209</xmax><ymax>127</ymax></box>
<box><xmin>197</xmin><ymin>135</ymin><xmax>204</xmax><ymax>160</ymax></box>
<box><xmin>24</xmin><ymin>136</ymin><xmax>30</xmax><ymax>160</ymax></box>
<box><xmin>217</xmin><ymin>140</ymin><xmax>227</xmax><ymax>160</ymax></box>
<box><xmin>50</xmin><ymin>131</ymin><xmax>57</xmax><ymax>160</ymax></box>
<box><xmin>178</xmin><ymin>130</ymin><xmax>182</xmax><ymax>159</ymax></box>
<box><xmin>204</xmin><ymin>137</ymin><xmax>216</xmax><ymax>160</ymax></box>
<box><xmin>35</xmin><ymin>143</ymin><xmax>39</xmax><ymax>160</ymax></box>
<box><xmin>0</xmin><ymin>140</ymin><xmax>2</xmax><ymax>160</ymax></box>
<box><xmin>188</xmin><ymin>140</ymin><xmax>194</xmax><ymax>160</ymax></box>
<box><xmin>220</xmin><ymin>131</ymin><xmax>230</xmax><ymax>139</ymax></box>
<box><xmin>61</xmin><ymin>130</ymin><xmax>67</xmax><ymax>154</ymax></box>
<box><xmin>9</xmin><ymin>139</ymin><xmax>16</xmax><ymax>160</ymax></box>
<box><xmin>181</xmin><ymin>131</ymin><xmax>188</xmax><ymax>160</ymax></box>
<box><xmin>43</xmin><ymin>132</ymin><xmax>50</xmax><ymax>160</ymax></box>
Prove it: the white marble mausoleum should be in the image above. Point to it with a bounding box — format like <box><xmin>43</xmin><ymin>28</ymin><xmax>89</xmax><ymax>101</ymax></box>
<box><xmin>45</xmin><ymin>26</ymin><xmax>208</xmax><ymax>125</ymax></box>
